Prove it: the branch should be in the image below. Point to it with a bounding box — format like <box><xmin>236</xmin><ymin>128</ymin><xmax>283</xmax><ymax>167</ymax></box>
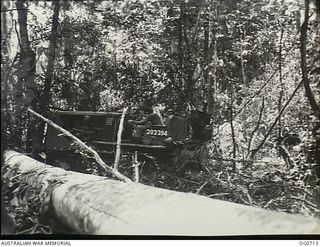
<box><xmin>263</xmin><ymin>199</ymin><xmax>275</xmax><ymax>209</ymax></box>
<box><xmin>208</xmin><ymin>193</ymin><xmax>230</xmax><ymax>198</ymax></box>
<box><xmin>14</xmin><ymin>20</ymin><xmax>22</xmax><ymax>50</ymax></box>
<box><xmin>213</xmin><ymin>158</ymin><xmax>254</xmax><ymax>163</ymax></box>
<box><xmin>27</xmin><ymin>108</ymin><xmax>132</xmax><ymax>183</ymax></box>
<box><xmin>132</xmin><ymin>151</ymin><xmax>140</xmax><ymax>183</ymax></box>
<box><xmin>233</xmin><ymin>69</ymin><xmax>278</xmax><ymax>119</ymax></box>
<box><xmin>250</xmin><ymin>79</ymin><xmax>304</xmax><ymax>159</ymax></box>
<box><xmin>290</xmin><ymin>196</ymin><xmax>317</xmax><ymax>209</ymax></box>
<box><xmin>191</xmin><ymin>5</ymin><xmax>204</xmax><ymax>45</ymax></box>
<box><xmin>1</xmin><ymin>8</ymin><xmax>28</xmax><ymax>12</ymax></box>
<box><xmin>196</xmin><ymin>180</ymin><xmax>210</xmax><ymax>195</ymax></box>
<box><xmin>114</xmin><ymin>107</ymin><xmax>128</xmax><ymax>171</ymax></box>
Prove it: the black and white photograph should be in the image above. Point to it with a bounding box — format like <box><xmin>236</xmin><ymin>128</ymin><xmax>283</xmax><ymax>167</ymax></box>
<box><xmin>1</xmin><ymin>0</ymin><xmax>319</xmax><ymax>239</ymax></box>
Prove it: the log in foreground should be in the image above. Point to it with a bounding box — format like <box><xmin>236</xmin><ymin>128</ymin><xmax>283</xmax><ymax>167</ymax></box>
<box><xmin>3</xmin><ymin>150</ymin><xmax>319</xmax><ymax>235</ymax></box>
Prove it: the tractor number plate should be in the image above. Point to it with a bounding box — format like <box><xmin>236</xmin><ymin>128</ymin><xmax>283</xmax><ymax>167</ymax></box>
<box><xmin>146</xmin><ymin>128</ymin><xmax>168</xmax><ymax>136</ymax></box>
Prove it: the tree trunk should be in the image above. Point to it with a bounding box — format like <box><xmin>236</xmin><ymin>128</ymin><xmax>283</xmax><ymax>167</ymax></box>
<box><xmin>240</xmin><ymin>29</ymin><xmax>247</xmax><ymax>87</ymax></box>
<box><xmin>230</xmin><ymin>83</ymin><xmax>237</xmax><ymax>168</ymax></box>
<box><xmin>207</xmin><ymin>23</ymin><xmax>217</xmax><ymax>116</ymax></box>
<box><xmin>15</xmin><ymin>0</ymin><xmax>37</xmax><ymax>148</ymax></box>
<box><xmin>3</xmin><ymin>150</ymin><xmax>319</xmax><ymax>235</ymax></box>
<box><xmin>206</xmin><ymin>4</ymin><xmax>218</xmax><ymax>116</ymax></box>
<box><xmin>1</xmin><ymin>0</ymin><xmax>11</xmax><ymax>131</ymax></box>
<box><xmin>240</xmin><ymin>28</ymin><xmax>248</xmax><ymax>142</ymax></box>
<box><xmin>203</xmin><ymin>19</ymin><xmax>209</xmax><ymax>105</ymax></box>
<box><xmin>62</xmin><ymin>2</ymin><xmax>74</xmax><ymax>108</ymax></box>
<box><xmin>35</xmin><ymin>0</ymin><xmax>61</xmax><ymax>153</ymax></box>
<box><xmin>16</xmin><ymin>0</ymin><xmax>37</xmax><ymax>109</ymax></box>
<box><xmin>278</xmin><ymin>28</ymin><xmax>284</xmax><ymax>138</ymax></box>
<box><xmin>43</xmin><ymin>0</ymin><xmax>61</xmax><ymax>106</ymax></box>
<box><xmin>300</xmin><ymin>0</ymin><xmax>320</xmax><ymax>119</ymax></box>
<box><xmin>1</xmin><ymin>0</ymin><xmax>10</xmax><ymax>62</ymax></box>
<box><xmin>178</xmin><ymin>1</ymin><xmax>184</xmax><ymax>90</ymax></box>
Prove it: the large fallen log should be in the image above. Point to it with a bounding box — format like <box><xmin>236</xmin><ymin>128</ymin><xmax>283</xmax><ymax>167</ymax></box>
<box><xmin>3</xmin><ymin>150</ymin><xmax>319</xmax><ymax>235</ymax></box>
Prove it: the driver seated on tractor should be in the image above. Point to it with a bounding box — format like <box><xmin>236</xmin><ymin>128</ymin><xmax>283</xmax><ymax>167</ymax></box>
<box><xmin>128</xmin><ymin>100</ymin><xmax>164</xmax><ymax>140</ymax></box>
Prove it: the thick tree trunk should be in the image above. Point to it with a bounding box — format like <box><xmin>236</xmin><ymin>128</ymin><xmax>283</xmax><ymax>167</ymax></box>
<box><xmin>15</xmin><ymin>0</ymin><xmax>37</xmax><ymax>149</ymax></box>
<box><xmin>3</xmin><ymin>150</ymin><xmax>319</xmax><ymax>235</ymax></box>
<box><xmin>1</xmin><ymin>1</ymin><xmax>11</xmax><ymax>133</ymax></box>
<box><xmin>206</xmin><ymin>3</ymin><xmax>219</xmax><ymax>116</ymax></box>
<box><xmin>1</xmin><ymin>1</ymin><xmax>10</xmax><ymax>62</ymax></box>
<box><xmin>16</xmin><ymin>0</ymin><xmax>37</xmax><ymax>109</ymax></box>
<box><xmin>300</xmin><ymin>0</ymin><xmax>320</xmax><ymax>119</ymax></box>
<box><xmin>61</xmin><ymin>1</ymin><xmax>75</xmax><ymax>109</ymax></box>
<box><xmin>43</xmin><ymin>0</ymin><xmax>61</xmax><ymax>106</ymax></box>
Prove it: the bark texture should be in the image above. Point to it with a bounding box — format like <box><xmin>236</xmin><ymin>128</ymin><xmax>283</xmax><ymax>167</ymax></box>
<box><xmin>43</xmin><ymin>0</ymin><xmax>61</xmax><ymax>106</ymax></box>
<box><xmin>16</xmin><ymin>0</ymin><xmax>37</xmax><ymax>109</ymax></box>
<box><xmin>3</xmin><ymin>150</ymin><xmax>320</xmax><ymax>235</ymax></box>
<box><xmin>300</xmin><ymin>0</ymin><xmax>320</xmax><ymax>119</ymax></box>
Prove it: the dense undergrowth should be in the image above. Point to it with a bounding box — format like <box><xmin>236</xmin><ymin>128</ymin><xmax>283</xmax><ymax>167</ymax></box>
<box><xmin>1</xmin><ymin>164</ymin><xmax>75</xmax><ymax>234</ymax></box>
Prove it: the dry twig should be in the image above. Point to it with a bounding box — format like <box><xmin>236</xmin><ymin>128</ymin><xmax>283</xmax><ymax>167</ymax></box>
<box><xmin>132</xmin><ymin>151</ymin><xmax>141</xmax><ymax>183</ymax></box>
<box><xmin>114</xmin><ymin>107</ymin><xmax>128</xmax><ymax>171</ymax></box>
<box><xmin>196</xmin><ymin>180</ymin><xmax>210</xmax><ymax>194</ymax></box>
<box><xmin>290</xmin><ymin>196</ymin><xmax>317</xmax><ymax>209</ymax></box>
<box><xmin>263</xmin><ymin>199</ymin><xmax>275</xmax><ymax>208</ymax></box>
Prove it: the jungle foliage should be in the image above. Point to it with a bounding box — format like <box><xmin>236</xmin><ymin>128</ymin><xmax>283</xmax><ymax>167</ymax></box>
<box><xmin>1</xmin><ymin>0</ymin><xmax>320</xmax><ymax>234</ymax></box>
